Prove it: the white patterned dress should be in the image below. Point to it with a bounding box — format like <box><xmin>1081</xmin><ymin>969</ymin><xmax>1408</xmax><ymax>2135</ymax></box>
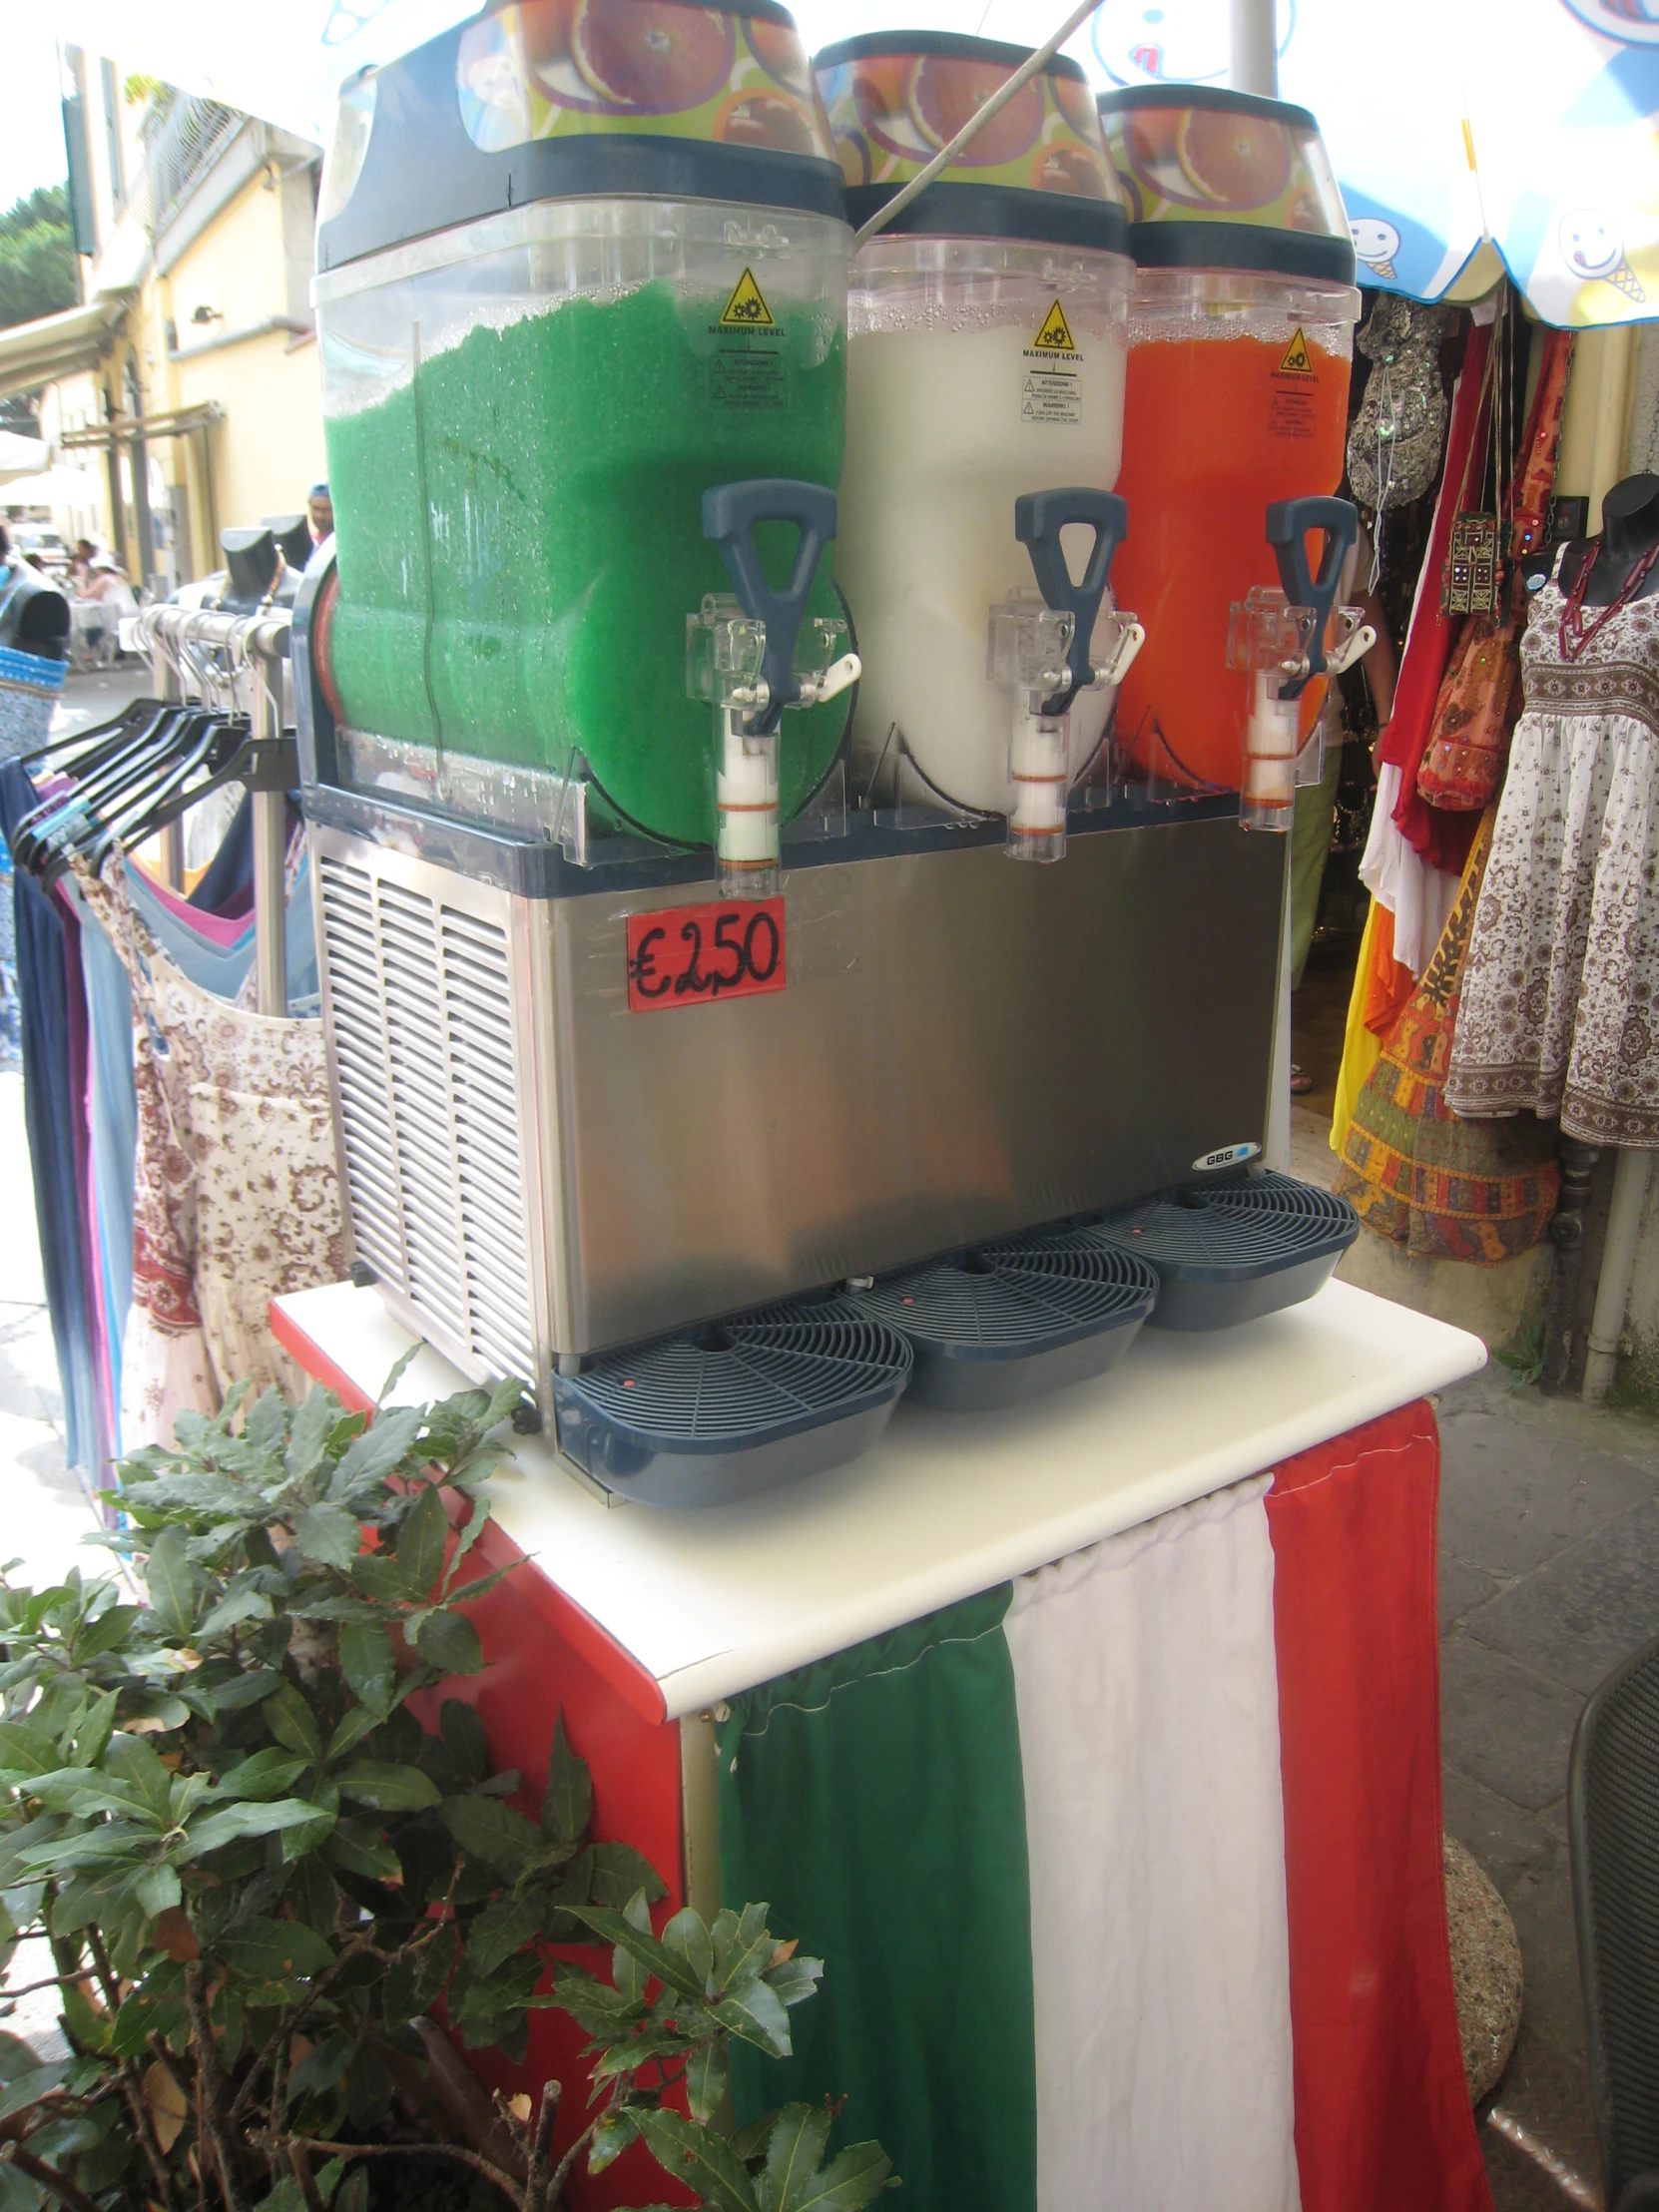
<box><xmin>1445</xmin><ymin>555</ymin><xmax>1659</xmax><ymax>1147</ymax></box>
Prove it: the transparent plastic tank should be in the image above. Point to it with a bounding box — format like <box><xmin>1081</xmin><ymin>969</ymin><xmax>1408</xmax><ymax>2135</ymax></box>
<box><xmin>837</xmin><ymin>237</ymin><xmax>1132</xmax><ymax>813</ymax></box>
<box><xmin>312</xmin><ymin>0</ymin><xmax>854</xmax><ymax>852</ymax></box>
<box><xmin>817</xmin><ymin>34</ymin><xmax>1134</xmax><ymax>820</ymax></box>
<box><xmin>1098</xmin><ymin>88</ymin><xmax>1361</xmax><ymax>798</ymax></box>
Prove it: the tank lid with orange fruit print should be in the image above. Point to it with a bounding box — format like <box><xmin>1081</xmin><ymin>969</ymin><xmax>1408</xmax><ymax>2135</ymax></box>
<box><xmin>316</xmin><ymin>0</ymin><xmax>846</xmax><ymax>276</ymax></box>
<box><xmin>1097</xmin><ymin>84</ymin><xmax>1356</xmax><ymax>285</ymax></box>
<box><xmin>813</xmin><ymin>32</ymin><xmax>1129</xmax><ymax>257</ymax></box>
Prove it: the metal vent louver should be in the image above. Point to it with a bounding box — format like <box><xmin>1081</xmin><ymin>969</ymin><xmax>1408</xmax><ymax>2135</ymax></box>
<box><xmin>1084</xmin><ymin>1172</ymin><xmax>1359</xmax><ymax>1332</ymax></box>
<box><xmin>317</xmin><ymin>856</ymin><xmax>536</xmax><ymax>1383</ymax></box>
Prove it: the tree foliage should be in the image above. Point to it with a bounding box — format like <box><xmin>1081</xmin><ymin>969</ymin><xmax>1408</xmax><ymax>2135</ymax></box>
<box><xmin>0</xmin><ymin>188</ymin><xmax>77</xmax><ymax>337</ymax></box>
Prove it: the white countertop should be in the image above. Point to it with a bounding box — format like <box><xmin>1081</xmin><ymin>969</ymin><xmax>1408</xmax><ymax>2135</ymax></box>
<box><xmin>274</xmin><ymin>1279</ymin><xmax>1484</xmax><ymax>1720</ymax></box>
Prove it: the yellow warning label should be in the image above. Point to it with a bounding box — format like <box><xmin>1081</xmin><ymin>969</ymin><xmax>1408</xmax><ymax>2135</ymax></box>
<box><xmin>1030</xmin><ymin>298</ymin><xmax>1078</xmax><ymax>352</ymax></box>
<box><xmin>1278</xmin><ymin>326</ymin><xmax>1315</xmax><ymax>374</ymax></box>
<box><xmin>720</xmin><ymin>268</ymin><xmax>775</xmax><ymax>328</ymax></box>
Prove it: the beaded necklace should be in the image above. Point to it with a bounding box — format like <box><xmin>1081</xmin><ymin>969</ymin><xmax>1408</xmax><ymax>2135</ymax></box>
<box><xmin>1559</xmin><ymin>537</ymin><xmax>1659</xmax><ymax>662</ymax></box>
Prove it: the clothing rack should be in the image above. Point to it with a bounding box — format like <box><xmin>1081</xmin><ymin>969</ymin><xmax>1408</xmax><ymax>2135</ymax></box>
<box><xmin>136</xmin><ymin>603</ymin><xmax>294</xmax><ymax>1017</ymax></box>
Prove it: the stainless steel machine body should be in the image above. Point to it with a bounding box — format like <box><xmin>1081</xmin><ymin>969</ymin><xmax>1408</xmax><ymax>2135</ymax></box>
<box><xmin>305</xmin><ymin>787</ymin><xmax>1285</xmax><ymax>1408</ymax></box>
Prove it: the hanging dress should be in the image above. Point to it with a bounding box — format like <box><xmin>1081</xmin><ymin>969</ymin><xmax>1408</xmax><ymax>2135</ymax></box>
<box><xmin>71</xmin><ymin>856</ymin><xmax>345</xmax><ymax>1446</ymax></box>
<box><xmin>1445</xmin><ymin>552</ymin><xmax>1659</xmax><ymax>1146</ymax></box>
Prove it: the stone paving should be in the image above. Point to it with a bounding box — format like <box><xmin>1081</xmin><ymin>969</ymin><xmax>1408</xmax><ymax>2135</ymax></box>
<box><xmin>1439</xmin><ymin>1361</ymin><xmax>1659</xmax><ymax>2209</ymax></box>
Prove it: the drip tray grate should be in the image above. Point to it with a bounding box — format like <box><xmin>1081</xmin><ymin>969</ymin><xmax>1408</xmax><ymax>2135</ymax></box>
<box><xmin>553</xmin><ymin>1296</ymin><xmax>912</xmax><ymax>1508</ymax></box>
<box><xmin>1083</xmin><ymin>1172</ymin><xmax>1359</xmax><ymax>1332</ymax></box>
<box><xmin>856</xmin><ymin>1230</ymin><xmax>1158</xmax><ymax>1410</ymax></box>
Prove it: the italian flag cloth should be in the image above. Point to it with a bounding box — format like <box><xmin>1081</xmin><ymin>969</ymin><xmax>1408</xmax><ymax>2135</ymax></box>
<box><xmin>717</xmin><ymin>1404</ymin><xmax>1492</xmax><ymax>2212</ymax></box>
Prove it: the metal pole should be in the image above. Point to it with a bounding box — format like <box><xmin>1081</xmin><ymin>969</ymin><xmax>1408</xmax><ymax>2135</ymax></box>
<box><xmin>251</xmin><ymin>642</ymin><xmax>288</xmax><ymax>1018</ymax></box>
<box><xmin>1583</xmin><ymin>1147</ymin><xmax>1652</xmax><ymax>1404</ymax></box>
<box><xmin>151</xmin><ymin>634</ymin><xmax>186</xmax><ymax>890</ymax></box>
<box><xmin>1230</xmin><ymin>0</ymin><xmax>1278</xmax><ymax>98</ymax></box>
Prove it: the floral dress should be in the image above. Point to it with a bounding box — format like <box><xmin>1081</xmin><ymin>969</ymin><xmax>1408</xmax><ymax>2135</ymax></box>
<box><xmin>72</xmin><ymin>856</ymin><xmax>345</xmax><ymax>1447</ymax></box>
<box><xmin>1445</xmin><ymin>552</ymin><xmax>1659</xmax><ymax>1146</ymax></box>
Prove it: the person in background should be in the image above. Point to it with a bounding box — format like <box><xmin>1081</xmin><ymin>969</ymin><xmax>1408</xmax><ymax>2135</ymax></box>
<box><xmin>69</xmin><ymin>538</ymin><xmax>97</xmax><ymax>590</ymax></box>
<box><xmin>307</xmin><ymin>482</ymin><xmax>333</xmax><ymax>542</ymax></box>
<box><xmin>72</xmin><ymin>551</ymin><xmax>138</xmax><ymax>665</ymax></box>
<box><xmin>1288</xmin><ymin>519</ymin><xmax>1395</xmax><ymax>1095</ymax></box>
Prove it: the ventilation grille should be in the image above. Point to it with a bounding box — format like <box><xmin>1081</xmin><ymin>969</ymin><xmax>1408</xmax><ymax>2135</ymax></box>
<box><xmin>318</xmin><ymin>855</ymin><xmax>536</xmax><ymax>1384</ymax></box>
<box><xmin>1086</xmin><ymin>1172</ymin><xmax>1359</xmax><ymax>1277</ymax></box>
<box><xmin>563</xmin><ymin>1299</ymin><xmax>912</xmax><ymax>1447</ymax></box>
<box><xmin>862</xmin><ymin>1230</ymin><xmax>1159</xmax><ymax>1354</ymax></box>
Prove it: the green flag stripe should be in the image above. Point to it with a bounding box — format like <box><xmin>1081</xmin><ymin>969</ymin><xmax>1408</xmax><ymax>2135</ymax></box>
<box><xmin>718</xmin><ymin>1588</ymin><xmax>1037</xmax><ymax>2212</ymax></box>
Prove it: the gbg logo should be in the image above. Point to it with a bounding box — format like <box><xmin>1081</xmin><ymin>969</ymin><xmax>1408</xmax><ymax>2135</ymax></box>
<box><xmin>1193</xmin><ymin>1141</ymin><xmax>1262</xmax><ymax>1173</ymax></box>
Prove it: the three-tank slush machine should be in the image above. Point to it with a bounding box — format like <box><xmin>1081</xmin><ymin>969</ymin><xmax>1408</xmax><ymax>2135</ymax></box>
<box><xmin>297</xmin><ymin>2</ymin><xmax>1371</xmax><ymax>1505</ymax></box>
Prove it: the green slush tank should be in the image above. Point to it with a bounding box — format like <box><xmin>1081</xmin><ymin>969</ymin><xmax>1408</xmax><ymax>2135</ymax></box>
<box><xmin>312</xmin><ymin>0</ymin><xmax>853</xmax><ymax>848</ymax></box>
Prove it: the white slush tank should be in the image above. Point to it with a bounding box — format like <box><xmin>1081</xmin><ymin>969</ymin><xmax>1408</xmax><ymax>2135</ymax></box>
<box><xmin>815</xmin><ymin>34</ymin><xmax>1135</xmax><ymax>815</ymax></box>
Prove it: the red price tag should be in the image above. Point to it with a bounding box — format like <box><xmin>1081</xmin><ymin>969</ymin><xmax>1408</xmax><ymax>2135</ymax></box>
<box><xmin>626</xmin><ymin>897</ymin><xmax>786</xmax><ymax>1012</ymax></box>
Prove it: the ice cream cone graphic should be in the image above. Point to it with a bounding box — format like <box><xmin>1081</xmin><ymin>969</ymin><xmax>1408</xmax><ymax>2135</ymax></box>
<box><xmin>1374</xmin><ymin>257</ymin><xmax>1396</xmax><ymax>279</ymax></box>
<box><xmin>1607</xmin><ymin>254</ymin><xmax>1647</xmax><ymax>300</ymax></box>
<box><xmin>1351</xmin><ymin>217</ymin><xmax>1400</xmax><ymax>284</ymax></box>
<box><xmin>1560</xmin><ymin>211</ymin><xmax>1645</xmax><ymax>302</ymax></box>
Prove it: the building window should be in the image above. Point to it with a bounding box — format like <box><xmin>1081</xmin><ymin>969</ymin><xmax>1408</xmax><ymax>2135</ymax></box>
<box><xmin>100</xmin><ymin>59</ymin><xmax>125</xmax><ymax>214</ymax></box>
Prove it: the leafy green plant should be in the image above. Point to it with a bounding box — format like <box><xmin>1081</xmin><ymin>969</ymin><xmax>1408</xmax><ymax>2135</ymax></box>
<box><xmin>0</xmin><ymin>1374</ymin><xmax>893</xmax><ymax>2212</ymax></box>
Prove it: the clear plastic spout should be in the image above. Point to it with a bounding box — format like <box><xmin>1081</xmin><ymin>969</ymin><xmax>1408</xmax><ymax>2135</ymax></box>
<box><xmin>987</xmin><ymin>591</ymin><xmax>1143</xmax><ymax>860</ymax></box>
<box><xmin>1226</xmin><ymin>588</ymin><xmax>1367</xmax><ymax>832</ymax></box>
<box><xmin>689</xmin><ymin>593</ymin><xmax>858</xmax><ymax>896</ymax></box>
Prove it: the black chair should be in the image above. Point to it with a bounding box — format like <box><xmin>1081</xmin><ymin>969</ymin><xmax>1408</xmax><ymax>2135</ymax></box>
<box><xmin>1570</xmin><ymin>1634</ymin><xmax>1659</xmax><ymax>2212</ymax></box>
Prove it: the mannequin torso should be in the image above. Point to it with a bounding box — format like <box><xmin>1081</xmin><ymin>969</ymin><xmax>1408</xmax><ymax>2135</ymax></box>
<box><xmin>1561</xmin><ymin>472</ymin><xmax>1659</xmax><ymax>605</ymax></box>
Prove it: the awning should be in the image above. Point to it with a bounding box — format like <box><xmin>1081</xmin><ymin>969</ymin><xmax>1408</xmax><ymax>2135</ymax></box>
<box><xmin>59</xmin><ymin>403</ymin><xmax>224</xmax><ymax>449</ymax></box>
<box><xmin>0</xmin><ymin>293</ymin><xmax>133</xmax><ymax>400</ymax></box>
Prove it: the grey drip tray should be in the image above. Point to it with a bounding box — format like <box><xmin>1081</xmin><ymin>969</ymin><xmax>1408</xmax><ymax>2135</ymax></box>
<box><xmin>1081</xmin><ymin>1171</ymin><xmax>1360</xmax><ymax>1332</ymax></box>
<box><xmin>551</xmin><ymin>1296</ymin><xmax>913</xmax><ymax>1508</ymax></box>
<box><xmin>853</xmin><ymin>1229</ymin><xmax>1159</xmax><ymax>1411</ymax></box>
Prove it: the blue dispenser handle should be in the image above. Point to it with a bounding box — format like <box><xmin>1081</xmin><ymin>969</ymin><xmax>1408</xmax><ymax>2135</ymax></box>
<box><xmin>1266</xmin><ymin>496</ymin><xmax>1359</xmax><ymax>694</ymax></box>
<box><xmin>1015</xmin><ymin>488</ymin><xmax>1128</xmax><ymax>715</ymax></box>
<box><xmin>703</xmin><ymin>479</ymin><xmax>837</xmax><ymax>735</ymax></box>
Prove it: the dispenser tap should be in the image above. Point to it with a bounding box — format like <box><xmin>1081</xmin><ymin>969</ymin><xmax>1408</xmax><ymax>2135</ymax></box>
<box><xmin>1227</xmin><ymin>496</ymin><xmax>1365</xmax><ymax>832</ymax></box>
<box><xmin>987</xmin><ymin>489</ymin><xmax>1144</xmax><ymax>862</ymax></box>
<box><xmin>690</xmin><ymin>479</ymin><xmax>859</xmax><ymax>898</ymax></box>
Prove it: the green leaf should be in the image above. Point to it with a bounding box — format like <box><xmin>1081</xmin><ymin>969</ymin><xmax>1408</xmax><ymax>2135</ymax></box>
<box><xmin>590</xmin><ymin>1841</ymin><xmax>669</xmax><ymax>1911</ymax></box>
<box><xmin>136</xmin><ymin>1864</ymin><xmax>182</xmax><ymax>1919</ymax></box>
<box><xmin>322</xmin><ymin>1820</ymin><xmax>401</xmax><ymax>1885</ymax></box>
<box><xmin>59</xmin><ymin>1979</ymin><xmax>112</xmax><ymax>2054</ymax></box>
<box><xmin>439</xmin><ymin>1700</ymin><xmax>488</xmax><ymax>1783</ymax></box>
<box><xmin>284</xmin><ymin>1385</ymin><xmax>338</xmax><ymax>1483</ymax></box>
<box><xmin>383</xmin><ymin>1922</ymin><xmax>457</xmax><ymax>2028</ymax></box>
<box><xmin>761</xmin><ymin>2103</ymin><xmax>831</xmax><ymax>2212</ymax></box>
<box><xmin>262</xmin><ymin>1684</ymin><xmax>324</xmax><ymax>1762</ymax></box>
<box><xmin>587</xmin><ymin>2104</ymin><xmax>643</xmax><ymax>2175</ymax></box>
<box><xmin>464</xmin><ymin>1893</ymin><xmax>542</xmax><ymax>1978</ymax></box>
<box><xmin>637</xmin><ymin>2108</ymin><xmax>759</xmax><ymax>2212</ymax></box>
<box><xmin>293</xmin><ymin>1503</ymin><xmax>363</xmax><ymax>1572</ymax></box>
<box><xmin>324</xmin><ymin>1705</ymin><xmax>379</xmax><ymax>1764</ymax></box>
<box><xmin>412</xmin><ymin>1609</ymin><xmax>482</xmax><ymax>1676</ymax></box>
<box><xmin>0</xmin><ymin>1722</ymin><xmax>60</xmax><ymax>1776</ymax></box>
<box><xmin>783</xmin><ymin>2141</ymin><xmax>894</xmax><ymax>2212</ymax></box>
<box><xmin>186</xmin><ymin>1798</ymin><xmax>331</xmax><ymax>1856</ymax></box>
<box><xmin>244</xmin><ymin>1384</ymin><xmax>289</xmax><ymax>1454</ymax></box>
<box><xmin>547</xmin><ymin>1963</ymin><xmax>643</xmax><ymax>2037</ymax></box>
<box><xmin>73</xmin><ymin>1603</ymin><xmax>143</xmax><ymax>1661</ymax></box>
<box><xmin>335</xmin><ymin>1761</ymin><xmax>441</xmax><ymax>1813</ymax></box>
<box><xmin>350</xmin><ymin>1553</ymin><xmax>423</xmax><ymax>1604</ymax></box>
<box><xmin>105</xmin><ymin>1733</ymin><xmax>176</xmax><ymax>1822</ymax></box>
<box><xmin>439</xmin><ymin>1794</ymin><xmax>542</xmax><ymax>1870</ymax></box>
<box><xmin>285</xmin><ymin>2026</ymin><xmax>356</xmax><ymax>2103</ymax></box>
<box><xmin>662</xmin><ymin>1906</ymin><xmax>714</xmax><ymax>1990</ymax></box>
<box><xmin>196</xmin><ymin>1585</ymin><xmax>275</xmax><ymax>1640</ymax></box>
<box><xmin>218</xmin><ymin>1914</ymin><xmax>334</xmax><ymax>1984</ymax></box>
<box><xmin>72</xmin><ymin>1690</ymin><xmax>120</xmax><ymax>1768</ymax></box>
<box><xmin>713</xmin><ymin>1972</ymin><xmax>792</xmax><ymax>2058</ymax></box>
<box><xmin>713</xmin><ymin>1903</ymin><xmax>775</xmax><ymax>1989</ymax></box>
<box><xmin>764</xmin><ymin>1954</ymin><xmax>824</xmax><ymax>2010</ymax></box>
<box><xmin>540</xmin><ymin>1712</ymin><xmax>592</xmax><ymax>1848</ymax></box>
<box><xmin>144</xmin><ymin>1528</ymin><xmax>194</xmax><ymax>1639</ymax></box>
<box><xmin>211</xmin><ymin>1750</ymin><xmax>311</xmax><ymax>1803</ymax></box>
<box><xmin>687</xmin><ymin>2035</ymin><xmax>730</xmax><ymax>2126</ymax></box>
<box><xmin>395</xmin><ymin>1484</ymin><xmax>448</xmax><ymax>1593</ymax></box>
<box><xmin>731</xmin><ymin>2113</ymin><xmax>780</xmax><ymax>2167</ymax></box>
<box><xmin>329</xmin><ymin>1407</ymin><xmax>424</xmax><ymax>1499</ymax></box>
<box><xmin>339</xmin><ymin>1622</ymin><xmax>395</xmax><ymax>1721</ymax></box>
<box><xmin>569</xmin><ymin>1901</ymin><xmax>706</xmax><ymax>2004</ymax></box>
<box><xmin>376</xmin><ymin>1342</ymin><xmax>422</xmax><ymax>1410</ymax></box>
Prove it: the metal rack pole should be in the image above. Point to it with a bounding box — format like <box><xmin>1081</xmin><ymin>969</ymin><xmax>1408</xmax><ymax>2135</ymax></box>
<box><xmin>149</xmin><ymin>633</ymin><xmax>186</xmax><ymax>891</ymax></box>
<box><xmin>251</xmin><ymin>640</ymin><xmax>288</xmax><ymax>1018</ymax></box>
